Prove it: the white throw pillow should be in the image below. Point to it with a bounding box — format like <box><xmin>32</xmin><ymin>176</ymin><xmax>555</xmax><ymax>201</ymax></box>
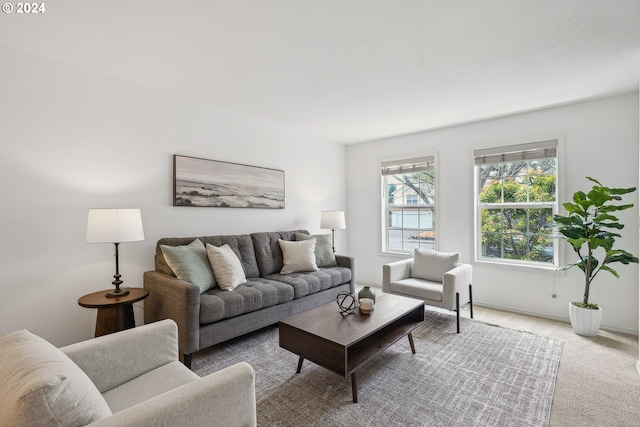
<box><xmin>279</xmin><ymin>239</ymin><xmax>318</xmax><ymax>274</ymax></box>
<box><xmin>0</xmin><ymin>329</ymin><xmax>112</xmax><ymax>427</ymax></box>
<box><xmin>161</xmin><ymin>239</ymin><xmax>216</xmax><ymax>293</ymax></box>
<box><xmin>206</xmin><ymin>244</ymin><xmax>247</xmax><ymax>291</ymax></box>
<box><xmin>295</xmin><ymin>233</ymin><xmax>337</xmax><ymax>267</ymax></box>
<box><xmin>411</xmin><ymin>248</ymin><xmax>460</xmax><ymax>282</ymax></box>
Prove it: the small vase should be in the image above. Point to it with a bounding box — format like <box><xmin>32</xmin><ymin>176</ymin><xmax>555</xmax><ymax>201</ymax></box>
<box><xmin>358</xmin><ymin>286</ymin><xmax>376</xmax><ymax>304</ymax></box>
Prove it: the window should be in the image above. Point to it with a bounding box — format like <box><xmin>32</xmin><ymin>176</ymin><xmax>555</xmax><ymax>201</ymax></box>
<box><xmin>382</xmin><ymin>155</ymin><xmax>436</xmax><ymax>253</ymax></box>
<box><xmin>474</xmin><ymin>140</ymin><xmax>558</xmax><ymax>267</ymax></box>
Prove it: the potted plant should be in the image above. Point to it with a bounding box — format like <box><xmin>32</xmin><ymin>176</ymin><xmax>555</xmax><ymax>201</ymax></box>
<box><xmin>553</xmin><ymin>177</ymin><xmax>638</xmax><ymax>336</ymax></box>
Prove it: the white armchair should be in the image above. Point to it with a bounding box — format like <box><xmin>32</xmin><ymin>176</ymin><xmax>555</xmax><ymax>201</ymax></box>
<box><xmin>383</xmin><ymin>249</ymin><xmax>473</xmax><ymax>333</ymax></box>
<box><xmin>0</xmin><ymin>319</ymin><xmax>256</xmax><ymax>427</ymax></box>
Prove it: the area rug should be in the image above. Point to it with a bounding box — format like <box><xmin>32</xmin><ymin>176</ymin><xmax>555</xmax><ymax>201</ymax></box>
<box><xmin>193</xmin><ymin>310</ymin><xmax>563</xmax><ymax>427</ymax></box>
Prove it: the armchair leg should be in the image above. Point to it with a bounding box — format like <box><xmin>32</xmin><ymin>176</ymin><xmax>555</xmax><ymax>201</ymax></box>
<box><xmin>455</xmin><ymin>292</ymin><xmax>460</xmax><ymax>333</ymax></box>
<box><xmin>469</xmin><ymin>283</ymin><xmax>474</xmax><ymax>319</ymax></box>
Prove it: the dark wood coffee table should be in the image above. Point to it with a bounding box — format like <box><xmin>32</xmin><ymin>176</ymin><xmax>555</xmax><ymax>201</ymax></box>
<box><xmin>279</xmin><ymin>293</ymin><xmax>425</xmax><ymax>403</ymax></box>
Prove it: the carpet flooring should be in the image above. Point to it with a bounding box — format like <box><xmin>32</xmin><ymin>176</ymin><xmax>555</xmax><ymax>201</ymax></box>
<box><xmin>193</xmin><ymin>310</ymin><xmax>563</xmax><ymax>427</ymax></box>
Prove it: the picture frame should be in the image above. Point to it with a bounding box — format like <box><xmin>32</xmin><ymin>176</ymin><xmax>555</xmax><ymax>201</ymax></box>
<box><xmin>173</xmin><ymin>155</ymin><xmax>285</xmax><ymax>209</ymax></box>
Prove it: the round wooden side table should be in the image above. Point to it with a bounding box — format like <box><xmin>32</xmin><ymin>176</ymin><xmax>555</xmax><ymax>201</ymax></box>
<box><xmin>78</xmin><ymin>288</ymin><xmax>149</xmax><ymax>337</ymax></box>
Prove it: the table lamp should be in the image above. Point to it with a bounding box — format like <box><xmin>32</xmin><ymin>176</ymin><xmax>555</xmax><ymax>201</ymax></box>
<box><xmin>86</xmin><ymin>208</ymin><xmax>144</xmax><ymax>298</ymax></box>
<box><xmin>320</xmin><ymin>210</ymin><xmax>346</xmax><ymax>253</ymax></box>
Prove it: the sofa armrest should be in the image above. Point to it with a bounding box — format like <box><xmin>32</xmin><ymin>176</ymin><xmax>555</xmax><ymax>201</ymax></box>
<box><xmin>61</xmin><ymin>320</ymin><xmax>178</xmax><ymax>393</ymax></box>
<box><xmin>143</xmin><ymin>271</ymin><xmax>201</xmax><ymax>356</ymax></box>
<box><xmin>442</xmin><ymin>263</ymin><xmax>473</xmax><ymax>308</ymax></box>
<box><xmin>89</xmin><ymin>362</ymin><xmax>257</xmax><ymax>427</ymax></box>
<box><xmin>335</xmin><ymin>254</ymin><xmax>356</xmax><ymax>293</ymax></box>
<box><xmin>382</xmin><ymin>258</ymin><xmax>413</xmax><ymax>292</ymax></box>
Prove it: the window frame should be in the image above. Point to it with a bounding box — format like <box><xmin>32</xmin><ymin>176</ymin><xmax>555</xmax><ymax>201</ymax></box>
<box><xmin>380</xmin><ymin>153</ymin><xmax>438</xmax><ymax>255</ymax></box>
<box><xmin>473</xmin><ymin>139</ymin><xmax>561</xmax><ymax>270</ymax></box>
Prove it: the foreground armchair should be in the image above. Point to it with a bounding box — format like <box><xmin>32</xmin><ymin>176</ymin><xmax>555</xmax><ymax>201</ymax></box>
<box><xmin>0</xmin><ymin>319</ymin><xmax>256</xmax><ymax>427</ymax></box>
<box><xmin>383</xmin><ymin>248</ymin><xmax>473</xmax><ymax>333</ymax></box>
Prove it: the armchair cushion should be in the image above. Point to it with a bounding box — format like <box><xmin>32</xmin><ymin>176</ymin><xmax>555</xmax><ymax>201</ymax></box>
<box><xmin>390</xmin><ymin>278</ymin><xmax>443</xmax><ymax>302</ymax></box>
<box><xmin>102</xmin><ymin>361</ymin><xmax>198</xmax><ymax>412</ymax></box>
<box><xmin>0</xmin><ymin>329</ymin><xmax>112</xmax><ymax>427</ymax></box>
<box><xmin>411</xmin><ymin>249</ymin><xmax>460</xmax><ymax>282</ymax></box>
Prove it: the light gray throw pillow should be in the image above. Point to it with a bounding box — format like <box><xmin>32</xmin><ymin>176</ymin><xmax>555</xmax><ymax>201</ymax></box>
<box><xmin>295</xmin><ymin>233</ymin><xmax>337</xmax><ymax>267</ymax></box>
<box><xmin>0</xmin><ymin>329</ymin><xmax>112</xmax><ymax>427</ymax></box>
<box><xmin>161</xmin><ymin>239</ymin><xmax>216</xmax><ymax>293</ymax></box>
<box><xmin>411</xmin><ymin>248</ymin><xmax>460</xmax><ymax>282</ymax></box>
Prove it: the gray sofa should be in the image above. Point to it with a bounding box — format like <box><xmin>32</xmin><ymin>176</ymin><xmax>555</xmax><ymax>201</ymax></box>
<box><xmin>144</xmin><ymin>230</ymin><xmax>355</xmax><ymax>367</ymax></box>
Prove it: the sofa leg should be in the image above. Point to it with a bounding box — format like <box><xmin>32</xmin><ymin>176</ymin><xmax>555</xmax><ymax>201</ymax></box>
<box><xmin>455</xmin><ymin>292</ymin><xmax>460</xmax><ymax>333</ymax></box>
<box><xmin>183</xmin><ymin>353</ymin><xmax>193</xmax><ymax>369</ymax></box>
<box><xmin>469</xmin><ymin>283</ymin><xmax>474</xmax><ymax>319</ymax></box>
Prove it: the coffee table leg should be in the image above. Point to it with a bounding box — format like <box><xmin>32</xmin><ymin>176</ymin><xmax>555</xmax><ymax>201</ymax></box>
<box><xmin>296</xmin><ymin>356</ymin><xmax>304</xmax><ymax>373</ymax></box>
<box><xmin>351</xmin><ymin>372</ymin><xmax>358</xmax><ymax>403</ymax></box>
<box><xmin>408</xmin><ymin>332</ymin><xmax>416</xmax><ymax>354</ymax></box>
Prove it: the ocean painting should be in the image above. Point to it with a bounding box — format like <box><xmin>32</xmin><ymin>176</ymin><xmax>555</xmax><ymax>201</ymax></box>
<box><xmin>173</xmin><ymin>155</ymin><xmax>285</xmax><ymax>208</ymax></box>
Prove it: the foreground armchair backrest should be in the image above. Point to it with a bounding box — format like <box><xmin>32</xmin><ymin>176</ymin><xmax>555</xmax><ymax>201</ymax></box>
<box><xmin>0</xmin><ymin>319</ymin><xmax>256</xmax><ymax>427</ymax></box>
<box><xmin>382</xmin><ymin>248</ymin><xmax>473</xmax><ymax>333</ymax></box>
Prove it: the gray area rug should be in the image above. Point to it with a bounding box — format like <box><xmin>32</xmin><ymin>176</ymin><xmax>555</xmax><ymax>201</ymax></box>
<box><xmin>193</xmin><ymin>310</ymin><xmax>563</xmax><ymax>427</ymax></box>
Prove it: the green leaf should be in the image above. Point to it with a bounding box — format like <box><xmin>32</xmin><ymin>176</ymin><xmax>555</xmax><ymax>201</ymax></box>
<box><xmin>586</xmin><ymin>177</ymin><xmax>602</xmax><ymax>186</ymax></box>
<box><xmin>566</xmin><ymin>237</ymin><xmax>586</xmax><ymax>250</ymax></box>
<box><xmin>593</xmin><ymin>213</ymin><xmax>618</xmax><ymax>222</ymax></box>
<box><xmin>610</xmin><ymin>186</ymin><xmax>636</xmax><ymax>195</ymax></box>
<box><xmin>598</xmin><ymin>265</ymin><xmax>620</xmax><ymax>278</ymax></box>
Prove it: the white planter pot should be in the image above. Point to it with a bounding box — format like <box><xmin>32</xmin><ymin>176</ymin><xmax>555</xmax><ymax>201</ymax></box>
<box><xmin>568</xmin><ymin>302</ymin><xmax>602</xmax><ymax>337</ymax></box>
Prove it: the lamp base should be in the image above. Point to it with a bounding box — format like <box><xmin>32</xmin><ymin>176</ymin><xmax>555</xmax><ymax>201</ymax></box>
<box><xmin>107</xmin><ymin>269</ymin><xmax>128</xmax><ymax>298</ymax></box>
<box><xmin>105</xmin><ymin>288</ymin><xmax>129</xmax><ymax>298</ymax></box>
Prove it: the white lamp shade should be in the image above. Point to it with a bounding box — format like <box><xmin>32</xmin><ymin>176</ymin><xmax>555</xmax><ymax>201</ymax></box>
<box><xmin>86</xmin><ymin>209</ymin><xmax>145</xmax><ymax>243</ymax></box>
<box><xmin>320</xmin><ymin>210</ymin><xmax>346</xmax><ymax>230</ymax></box>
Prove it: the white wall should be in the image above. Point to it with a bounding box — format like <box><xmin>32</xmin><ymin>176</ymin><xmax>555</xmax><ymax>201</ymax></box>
<box><xmin>347</xmin><ymin>93</ymin><xmax>639</xmax><ymax>334</ymax></box>
<box><xmin>0</xmin><ymin>47</ymin><xmax>348</xmax><ymax>346</ymax></box>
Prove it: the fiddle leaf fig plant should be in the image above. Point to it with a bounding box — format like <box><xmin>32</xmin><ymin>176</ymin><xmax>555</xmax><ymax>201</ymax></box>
<box><xmin>554</xmin><ymin>177</ymin><xmax>638</xmax><ymax>309</ymax></box>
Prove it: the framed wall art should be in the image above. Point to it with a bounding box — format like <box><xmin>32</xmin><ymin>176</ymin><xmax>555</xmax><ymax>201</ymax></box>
<box><xmin>173</xmin><ymin>155</ymin><xmax>285</xmax><ymax>208</ymax></box>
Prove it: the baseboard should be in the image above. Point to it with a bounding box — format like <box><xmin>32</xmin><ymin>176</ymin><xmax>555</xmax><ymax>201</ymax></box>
<box><xmin>474</xmin><ymin>301</ymin><xmax>639</xmax><ymax>336</ymax></box>
<box><xmin>356</xmin><ymin>280</ymin><xmax>381</xmax><ymax>290</ymax></box>
<box><xmin>358</xmin><ymin>281</ymin><xmax>639</xmax><ymax>336</ymax></box>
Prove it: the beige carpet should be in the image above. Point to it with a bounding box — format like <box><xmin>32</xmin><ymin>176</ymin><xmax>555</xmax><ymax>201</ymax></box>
<box><xmin>193</xmin><ymin>310</ymin><xmax>562</xmax><ymax>426</ymax></box>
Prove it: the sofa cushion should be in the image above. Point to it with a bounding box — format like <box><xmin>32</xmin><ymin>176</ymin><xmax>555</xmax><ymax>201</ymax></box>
<box><xmin>411</xmin><ymin>249</ymin><xmax>460</xmax><ymax>282</ymax></box>
<box><xmin>251</xmin><ymin>230</ymin><xmax>308</xmax><ymax>276</ymax></box>
<box><xmin>156</xmin><ymin>234</ymin><xmax>260</xmax><ymax>279</ymax></box>
<box><xmin>206</xmin><ymin>244</ymin><xmax>247</xmax><ymax>291</ymax></box>
<box><xmin>0</xmin><ymin>329</ymin><xmax>112</xmax><ymax>427</ymax></box>
<box><xmin>161</xmin><ymin>239</ymin><xmax>216</xmax><ymax>293</ymax></box>
<box><xmin>265</xmin><ymin>266</ymin><xmax>352</xmax><ymax>299</ymax></box>
<box><xmin>203</xmin><ymin>235</ymin><xmax>261</xmax><ymax>278</ymax></box>
<box><xmin>279</xmin><ymin>239</ymin><xmax>318</xmax><ymax>274</ymax></box>
<box><xmin>295</xmin><ymin>233</ymin><xmax>337</xmax><ymax>267</ymax></box>
<box><xmin>199</xmin><ymin>278</ymin><xmax>295</xmax><ymax>325</ymax></box>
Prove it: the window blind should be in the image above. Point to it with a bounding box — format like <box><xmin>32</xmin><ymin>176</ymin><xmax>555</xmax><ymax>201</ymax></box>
<box><xmin>473</xmin><ymin>139</ymin><xmax>557</xmax><ymax>165</ymax></box>
<box><xmin>381</xmin><ymin>156</ymin><xmax>435</xmax><ymax>176</ymax></box>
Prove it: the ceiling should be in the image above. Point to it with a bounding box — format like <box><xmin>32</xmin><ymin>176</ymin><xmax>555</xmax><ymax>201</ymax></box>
<box><xmin>2</xmin><ymin>0</ymin><xmax>640</xmax><ymax>144</ymax></box>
